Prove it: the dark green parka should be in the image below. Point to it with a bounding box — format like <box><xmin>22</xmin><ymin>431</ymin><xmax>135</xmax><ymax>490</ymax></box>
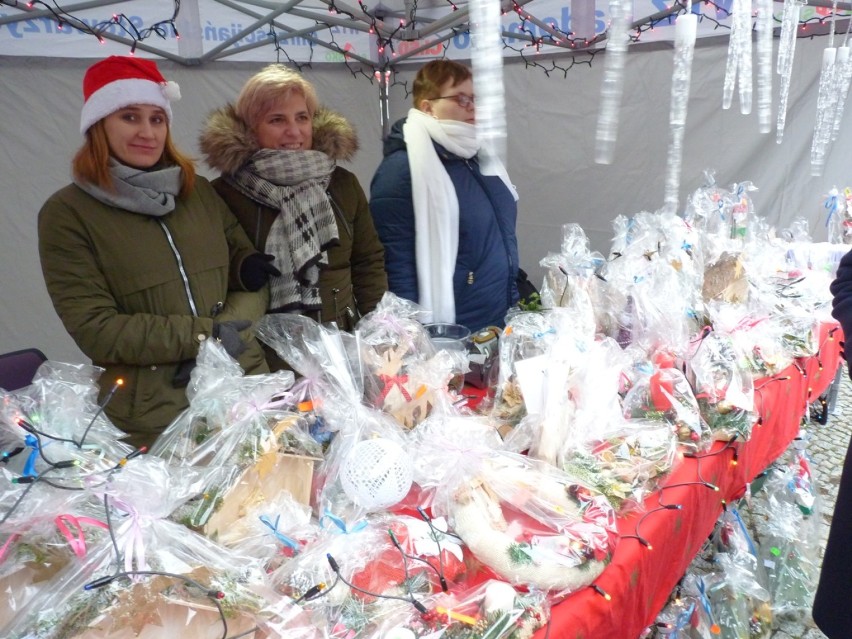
<box><xmin>38</xmin><ymin>176</ymin><xmax>269</xmax><ymax>448</ymax></box>
<box><xmin>199</xmin><ymin>105</ymin><xmax>388</xmax><ymax>369</ymax></box>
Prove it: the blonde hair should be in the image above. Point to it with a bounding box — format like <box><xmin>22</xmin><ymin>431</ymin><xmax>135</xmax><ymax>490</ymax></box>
<box><xmin>412</xmin><ymin>60</ymin><xmax>472</xmax><ymax>109</ymax></box>
<box><xmin>235</xmin><ymin>64</ymin><xmax>319</xmax><ymax>131</ymax></box>
<box><xmin>72</xmin><ymin>119</ymin><xmax>195</xmax><ymax>197</ymax></box>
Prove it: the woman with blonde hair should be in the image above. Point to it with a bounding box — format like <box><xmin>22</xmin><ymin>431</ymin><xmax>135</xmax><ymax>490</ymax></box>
<box><xmin>200</xmin><ymin>64</ymin><xmax>387</xmax><ymax>369</ymax></box>
<box><xmin>38</xmin><ymin>56</ymin><xmax>271</xmax><ymax>448</ymax></box>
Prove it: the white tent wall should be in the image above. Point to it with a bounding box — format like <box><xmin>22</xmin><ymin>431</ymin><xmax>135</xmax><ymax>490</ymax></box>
<box><xmin>1</xmin><ymin>35</ymin><xmax>847</xmax><ymax>363</ymax></box>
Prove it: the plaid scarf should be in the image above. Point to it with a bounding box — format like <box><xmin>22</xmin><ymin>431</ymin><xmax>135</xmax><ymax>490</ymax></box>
<box><xmin>229</xmin><ymin>149</ymin><xmax>339</xmax><ymax>313</ymax></box>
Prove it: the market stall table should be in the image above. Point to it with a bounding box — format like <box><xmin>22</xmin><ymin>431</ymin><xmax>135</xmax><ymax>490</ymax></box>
<box><xmin>533</xmin><ymin>322</ymin><xmax>843</xmax><ymax>639</ymax></box>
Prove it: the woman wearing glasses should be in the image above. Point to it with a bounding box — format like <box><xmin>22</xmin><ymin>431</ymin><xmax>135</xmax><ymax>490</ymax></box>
<box><xmin>370</xmin><ymin>60</ymin><xmax>520</xmax><ymax>331</ymax></box>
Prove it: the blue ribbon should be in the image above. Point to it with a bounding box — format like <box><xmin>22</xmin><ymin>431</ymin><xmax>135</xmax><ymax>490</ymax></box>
<box><xmin>825</xmin><ymin>193</ymin><xmax>840</xmax><ymax>228</ymax></box>
<box><xmin>22</xmin><ymin>434</ymin><xmax>40</xmax><ymax>478</ymax></box>
<box><xmin>319</xmin><ymin>510</ymin><xmax>367</xmax><ymax>534</ymax></box>
<box><xmin>258</xmin><ymin>514</ymin><xmax>300</xmax><ymax>552</ymax></box>
<box><xmin>696</xmin><ymin>577</ymin><xmax>714</xmax><ymax>619</ymax></box>
<box><xmin>732</xmin><ymin>508</ymin><xmax>759</xmax><ymax>557</ymax></box>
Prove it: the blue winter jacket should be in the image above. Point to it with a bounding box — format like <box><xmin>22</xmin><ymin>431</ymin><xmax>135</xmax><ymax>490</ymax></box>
<box><xmin>369</xmin><ymin>118</ymin><xmax>519</xmax><ymax>331</ymax></box>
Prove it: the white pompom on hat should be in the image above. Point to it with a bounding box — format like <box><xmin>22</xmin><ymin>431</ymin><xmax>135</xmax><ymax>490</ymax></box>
<box><xmin>79</xmin><ymin>55</ymin><xmax>181</xmax><ymax>135</ymax></box>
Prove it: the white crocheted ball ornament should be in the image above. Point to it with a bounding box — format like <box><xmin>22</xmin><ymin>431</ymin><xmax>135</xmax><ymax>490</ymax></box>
<box><xmin>340</xmin><ymin>438</ymin><xmax>413</xmax><ymax>510</ymax></box>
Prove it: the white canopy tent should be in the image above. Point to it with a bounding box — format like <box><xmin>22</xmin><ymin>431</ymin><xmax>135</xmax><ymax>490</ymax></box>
<box><xmin>1</xmin><ymin>0</ymin><xmax>850</xmax><ymax>363</ymax></box>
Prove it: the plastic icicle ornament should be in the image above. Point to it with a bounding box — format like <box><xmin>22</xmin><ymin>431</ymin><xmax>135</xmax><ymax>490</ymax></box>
<box><xmin>810</xmin><ymin>0</ymin><xmax>840</xmax><ymax>175</ymax></box>
<box><xmin>470</xmin><ymin>0</ymin><xmax>506</xmax><ymax>176</ymax></box>
<box><xmin>722</xmin><ymin>0</ymin><xmax>753</xmax><ymax>114</ymax></box>
<box><xmin>594</xmin><ymin>0</ymin><xmax>632</xmax><ymax>164</ymax></box>
<box><xmin>830</xmin><ymin>46</ymin><xmax>852</xmax><ymax>142</ymax></box>
<box><xmin>754</xmin><ymin>0</ymin><xmax>773</xmax><ymax>132</ymax></box>
<box><xmin>810</xmin><ymin>47</ymin><xmax>838</xmax><ymax>176</ymax></box>
<box><xmin>776</xmin><ymin>0</ymin><xmax>805</xmax><ymax>144</ymax></box>
<box><xmin>663</xmin><ymin>11</ymin><xmax>698</xmax><ymax>215</ymax></box>
<box><xmin>829</xmin><ymin>12</ymin><xmax>852</xmax><ymax>143</ymax></box>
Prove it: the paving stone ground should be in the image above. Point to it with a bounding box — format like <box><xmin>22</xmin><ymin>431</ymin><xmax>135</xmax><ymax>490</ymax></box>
<box><xmin>766</xmin><ymin>368</ymin><xmax>852</xmax><ymax>639</ymax></box>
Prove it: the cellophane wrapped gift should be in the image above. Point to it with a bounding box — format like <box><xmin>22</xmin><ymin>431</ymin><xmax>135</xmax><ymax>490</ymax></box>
<box><xmin>683</xmin><ymin>171</ymin><xmax>734</xmax><ymax>239</ymax></box>
<box><xmin>621</xmin><ymin>351</ymin><xmax>710</xmax><ymax>452</ymax></box>
<box><xmin>266</xmin><ymin>516</ymin><xmax>456</xmax><ymax>637</ymax></box>
<box><xmin>3</xmin><ymin>456</ymin><xmax>266</xmax><ymax>639</ymax></box>
<box><xmin>257</xmin><ymin>312</ymin><xmax>363</xmax><ymax>446</ymax></box>
<box><xmin>706</xmin><ymin>304</ymin><xmax>791</xmax><ymax>380</ymax></box>
<box><xmin>702</xmin><ymin>553</ymin><xmax>772</xmax><ymax>639</ymax></box>
<box><xmin>151</xmin><ymin>340</ymin><xmax>306</xmax><ymax>534</ymax></box>
<box><xmin>491</xmin><ymin>311</ymin><xmax>560</xmax><ymax>430</ymax></box>
<box><xmin>150</xmin><ymin>338</ymin><xmax>296</xmax><ymax>465</ymax></box>
<box><xmin>500</xmin><ymin>308</ymin><xmax>600</xmax><ymax>467</ymax></box>
<box><xmin>653</xmin><ymin>572</ymin><xmax>721</xmax><ymax>638</ymax></box>
<box><xmin>215</xmin><ymin>488</ymin><xmax>319</xmax><ymax>573</ymax></box>
<box><xmin>596</xmin><ymin>211</ymin><xmax>702</xmax><ymax>357</ymax></box>
<box><xmin>686</xmin><ymin>329</ymin><xmax>757</xmax><ymax>442</ymax></box>
<box><xmin>417</xmin><ymin>415</ymin><xmax>618</xmax><ymax>594</ymax></box>
<box><xmin>537</xmin><ymin>223</ymin><xmax>602</xmax><ymax>338</ymax></box>
<box><xmin>3</xmin><ymin>362</ymin><xmax>134</xmax><ymax>472</ymax></box>
<box><xmin>263</xmin><ymin>314</ymin><xmax>414</xmax><ymax>522</ymax></box>
<box><xmin>0</xmin><ymin>489</ymin><xmax>109</xmax><ymax>630</ymax></box>
<box><xmin>356</xmin><ymin>293</ymin><xmax>464</xmax><ymax>428</ymax></box>
<box><xmin>561</xmin><ymin>417</ymin><xmax>678</xmax><ymax>513</ymax></box>
<box><xmin>370</xmin><ymin>579</ymin><xmax>550</xmax><ymax>639</ymax></box>
<box><xmin>826</xmin><ymin>187</ymin><xmax>852</xmax><ymax>244</ymax></box>
<box><xmin>751</xmin><ymin>442</ymin><xmax>821</xmax><ymax>618</ymax></box>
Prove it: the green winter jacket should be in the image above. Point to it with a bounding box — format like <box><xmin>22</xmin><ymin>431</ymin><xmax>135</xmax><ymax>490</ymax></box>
<box><xmin>200</xmin><ymin>105</ymin><xmax>388</xmax><ymax>369</ymax></box>
<box><xmin>38</xmin><ymin>176</ymin><xmax>269</xmax><ymax>448</ymax></box>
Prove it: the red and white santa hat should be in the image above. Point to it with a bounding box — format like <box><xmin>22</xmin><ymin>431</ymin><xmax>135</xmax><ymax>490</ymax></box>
<box><xmin>80</xmin><ymin>56</ymin><xmax>181</xmax><ymax>135</ymax></box>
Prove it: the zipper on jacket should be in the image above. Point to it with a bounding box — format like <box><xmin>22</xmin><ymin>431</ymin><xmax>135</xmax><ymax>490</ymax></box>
<box><xmin>461</xmin><ymin>160</ymin><xmax>517</xmax><ymax>308</ymax></box>
<box><xmin>327</xmin><ymin>193</ymin><xmax>352</xmax><ymax>240</ymax></box>
<box><xmin>158</xmin><ymin>220</ymin><xmax>199</xmax><ymax>316</ymax></box>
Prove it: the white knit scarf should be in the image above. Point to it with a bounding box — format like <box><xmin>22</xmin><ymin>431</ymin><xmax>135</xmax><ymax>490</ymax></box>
<box><xmin>403</xmin><ymin>108</ymin><xmax>517</xmax><ymax>324</ymax></box>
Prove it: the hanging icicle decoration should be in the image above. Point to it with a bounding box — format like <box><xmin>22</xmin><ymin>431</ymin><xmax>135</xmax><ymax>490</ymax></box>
<box><xmin>810</xmin><ymin>0</ymin><xmax>840</xmax><ymax>175</ymax></box>
<box><xmin>776</xmin><ymin>0</ymin><xmax>805</xmax><ymax>144</ymax></box>
<box><xmin>754</xmin><ymin>0</ymin><xmax>773</xmax><ymax>132</ymax></box>
<box><xmin>830</xmin><ymin>18</ymin><xmax>852</xmax><ymax>142</ymax></box>
<box><xmin>663</xmin><ymin>11</ymin><xmax>698</xmax><ymax>215</ymax></box>
<box><xmin>594</xmin><ymin>0</ymin><xmax>632</xmax><ymax>164</ymax></box>
<box><xmin>722</xmin><ymin>0</ymin><xmax>753</xmax><ymax>114</ymax></box>
<box><xmin>811</xmin><ymin>50</ymin><xmax>838</xmax><ymax>175</ymax></box>
<box><xmin>469</xmin><ymin>0</ymin><xmax>506</xmax><ymax>176</ymax></box>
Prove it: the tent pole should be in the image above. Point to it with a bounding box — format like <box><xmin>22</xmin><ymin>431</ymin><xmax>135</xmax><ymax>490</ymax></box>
<box><xmin>175</xmin><ymin>0</ymin><xmax>203</xmax><ymax>59</ymax></box>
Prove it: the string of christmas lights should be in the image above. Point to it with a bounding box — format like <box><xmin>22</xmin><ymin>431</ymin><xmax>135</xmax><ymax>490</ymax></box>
<box><xmin>0</xmin><ymin>0</ymin><xmax>180</xmax><ymax>54</ymax></box>
<box><xmin>2</xmin><ymin>0</ymin><xmax>851</xmax><ymax>82</ymax></box>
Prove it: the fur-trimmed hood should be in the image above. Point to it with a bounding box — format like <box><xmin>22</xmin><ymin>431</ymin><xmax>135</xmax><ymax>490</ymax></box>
<box><xmin>199</xmin><ymin>104</ymin><xmax>359</xmax><ymax>175</ymax></box>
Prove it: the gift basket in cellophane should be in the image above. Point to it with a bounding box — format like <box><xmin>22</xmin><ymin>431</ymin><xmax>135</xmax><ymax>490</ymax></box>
<box><xmin>3</xmin><ymin>456</ymin><xmax>266</xmax><ymax>639</ymax></box>
<box><xmin>356</xmin><ymin>293</ymin><xmax>467</xmax><ymax>429</ymax></box>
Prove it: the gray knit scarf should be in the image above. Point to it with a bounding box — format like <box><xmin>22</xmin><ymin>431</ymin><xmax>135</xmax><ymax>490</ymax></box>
<box><xmin>228</xmin><ymin>149</ymin><xmax>339</xmax><ymax>313</ymax></box>
<box><xmin>74</xmin><ymin>159</ymin><xmax>182</xmax><ymax>217</ymax></box>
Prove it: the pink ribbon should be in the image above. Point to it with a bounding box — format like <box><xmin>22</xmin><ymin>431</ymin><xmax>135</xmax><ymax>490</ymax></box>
<box><xmin>0</xmin><ymin>533</ymin><xmax>21</xmax><ymax>564</ymax></box>
<box><xmin>54</xmin><ymin>514</ymin><xmax>109</xmax><ymax>559</ymax></box>
<box><xmin>109</xmin><ymin>499</ymin><xmax>149</xmax><ymax>577</ymax></box>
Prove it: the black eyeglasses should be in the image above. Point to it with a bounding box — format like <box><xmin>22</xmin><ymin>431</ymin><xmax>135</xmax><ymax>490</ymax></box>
<box><xmin>428</xmin><ymin>93</ymin><xmax>475</xmax><ymax>108</ymax></box>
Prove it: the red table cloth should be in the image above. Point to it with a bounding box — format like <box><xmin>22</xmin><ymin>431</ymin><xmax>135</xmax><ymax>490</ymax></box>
<box><xmin>534</xmin><ymin>322</ymin><xmax>843</xmax><ymax>639</ymax></box>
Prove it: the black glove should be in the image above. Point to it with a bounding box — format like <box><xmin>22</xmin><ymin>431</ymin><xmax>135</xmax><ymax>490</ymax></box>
<box><xmin>240</xmin><ymin>253</ymin><xmax>282</xmax><ymax>291</ymax></box>
<box><xmin>213</xmin><ymin>320</ymin><xmax>251</xmax><ymax>359</ymax></box>
<box><xmin>172</xmin><ymin>359</ymin><xmax>195</xmax><ymax>388</ymax></box>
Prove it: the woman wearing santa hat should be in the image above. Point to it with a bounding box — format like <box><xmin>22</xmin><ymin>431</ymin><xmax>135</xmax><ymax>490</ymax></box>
<box><xmin>38</xmin><ymin>56</ymin><xmax>275</xmax><ymax>449</ymax></box>
<box><xmin>198</xmin><ymin>64</ymin><xmax>387</xmax><ymax>371</ymax></box>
